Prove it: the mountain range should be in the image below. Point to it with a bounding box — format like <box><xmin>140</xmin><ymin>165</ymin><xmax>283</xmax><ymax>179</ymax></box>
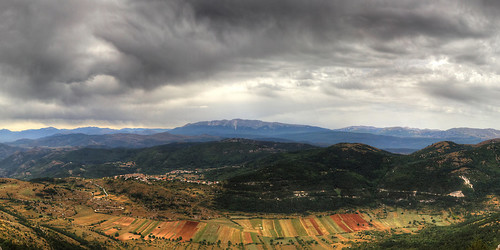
<box><xmin>169</xmin><ymin>119</ymin><xmax>330</xmax><ymax>137</ymax></box>
<box><xmin>169</xmin><ymin>119</ymin><xmax>498</xmax><ymax>152</ymax></box>
<box><xmin>0</xmin><ymin>127</ymin><xmax>170</xmax><ymax>143</ymax></box>
<box><xmin>2</xmin><ymin>119</ymin><xmax>500</xmax><ymax>154</ymax></box>
<box><xmin>7</xmin><ymin>132</ymin><xmax>219</xmax><ymax>149</ymax></box>
<box><xmin>335</xmin><ymin>126</ymin><xmax>500</xmax><ymax>140</ymax></box>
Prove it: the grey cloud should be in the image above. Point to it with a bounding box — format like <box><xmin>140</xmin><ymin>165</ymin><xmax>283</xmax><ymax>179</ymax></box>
<box><xmin>333</xmin><ymin>81</ymin><xmax>372</xmax><ymax>90</ymax></box>
<box><xmin>421</xmin><ymin>80</ymin><xmax>499</xmax><ymax>104</ymax></box>
<box><xmin>0</xmin><ymin>0</ymin><xmax>115</xmax><ymax>103</ymax></box>
<box><xmin>189</xmin><ymin>0</ymin><xmax>490</xmax><ymax>53</ymax></box>
<box><xmin>349</xmin><ymin>4</ymin><xmax>487</xmax><ymax>41</ymax></box>
<box><xmin>1</xmin><ymin>0</ymin><xmax>500</xmax><ymax>128</ymax></box>
<box><xmin>1</xmin><ymin>0</ymin><xmax>493</xmax><ymax>95</ymax></box>
<box><xmin>0</xmin><ymin>1</ymin><xmax>93</xmax><ymax>80</ymax></box>
<box><xmin>454</xmin><ymin>52</ymin><xmax>489</xmax><ymax>66</ymax></box>
<box><xmin>247</xmin><ymin>83</ymin><xmax>285</xmax><ymax>98</ymax></box>
<box><xmin>320</xmin><ymin>80</ymin><xmax>386</xmax><ymax>99</ymax></box>
<box><xmin>92</xmin><ymin>0</ymin><xmax>229</xmax><ymax>89</ymax></box>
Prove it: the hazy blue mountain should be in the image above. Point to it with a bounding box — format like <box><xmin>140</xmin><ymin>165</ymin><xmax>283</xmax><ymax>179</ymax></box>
<box><xmin>60</xmin><ymin>127</ymin><xmax>170</xmax><ymax>135</ymax></box>
<box><xmin>169</xmin><ymin>119</ymin><xmax>330</xmax><ymax>137</ymax></box>
<box><xmin>7</xmin><ymin>132</ymin><xmax>219</xmax><ymax>148</ymax></box>
<box><xmin>169</xmin><ymin>119</ymin><xmax>485</xmax><ymax>152</ymax></box>
<box><xmin>0</xmin><ymin>127</ymin><xmax>170</xmax><ymax>142</ymax></box>
<box><xmin>0</xmin><ymin>127</ymin><xmax>61</xmax><ymax>142</ymax></box>
<box><xmin>335</xmin><ymin>126</ymin><xmax>500</xmax><ymax>140</ymax></box>
<box><xmin>274</xmin><ymin>131</ymin><xmax>449</xmax><ymax>150</ymax></box>
<box><xmin>3</xmin><ymin>120</ymin><xmax>500</xmax><ymax>153</ymax></box>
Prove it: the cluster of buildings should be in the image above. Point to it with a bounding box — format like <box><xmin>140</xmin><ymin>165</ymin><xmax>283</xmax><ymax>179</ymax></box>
<box><xmin>114</xmin><ymin>173</ymin><xmax>152</xmax><ymax>183</ymax></box>
<box><xmin>113</xmin><ymin>171</ymin><xmax>220</xmax><ymax>185</ymax></box>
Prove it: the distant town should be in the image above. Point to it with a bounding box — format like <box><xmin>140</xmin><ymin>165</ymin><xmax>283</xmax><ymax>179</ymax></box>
<box><xmin>113</xmin><ymin>170</ymin><xmax>220</xmax><ymax>186</ymax></box>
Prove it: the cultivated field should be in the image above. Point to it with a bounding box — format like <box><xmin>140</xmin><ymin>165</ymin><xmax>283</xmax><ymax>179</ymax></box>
<box><xmin>0</xmin><ymin>178</ymin><xmax>471</xmax><ymax>249</ymax></box>
<box><xmin>70</xmin><ymin>207</ymin><xmax>457</xmax><ymax>249</ymax></box>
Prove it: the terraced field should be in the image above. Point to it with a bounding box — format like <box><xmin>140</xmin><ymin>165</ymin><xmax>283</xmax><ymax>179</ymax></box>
<box><xmin>71</xmin><ymin>208</ymin><xmax>457</xmax><ymax>248</ymax></box>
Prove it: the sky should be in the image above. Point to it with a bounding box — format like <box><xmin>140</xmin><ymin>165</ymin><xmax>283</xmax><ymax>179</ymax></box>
<box><xmin>1</xmin><ymin>0</ymin><xmax>500</xmax><ymax>130</ymax></box>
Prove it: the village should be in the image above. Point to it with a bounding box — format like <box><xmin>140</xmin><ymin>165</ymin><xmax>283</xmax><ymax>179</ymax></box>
<box><xmin>113</xmin><ymin>170</ymin><xmax>220</xmax><ymax>186</ymax></box>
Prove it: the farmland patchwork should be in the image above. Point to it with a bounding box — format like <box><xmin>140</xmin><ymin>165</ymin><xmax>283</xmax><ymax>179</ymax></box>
<box><xmin>73</xmin><ymin>209</ymin><xmax>455</xmax><ymax>247</ymax></box>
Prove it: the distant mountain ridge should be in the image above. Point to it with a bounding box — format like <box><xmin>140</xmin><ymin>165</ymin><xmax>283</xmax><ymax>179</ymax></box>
<box><xmin>0</xmin><ymin>127</ymin><xmax>170</xmax><ymax>143</ymax></box>
<box><xmin>170</xmin><ymin>119</ymin><xmax>329</xmax><ymax>136</ymax></box>
<box><xmin>7</xmin><ymin>132</ymin><xmax>219</xmax><ymax>149</ymax></box>
<box><xmin>335</xmin><ymin>125</ymin><xmax>500</xmax><ymax>140</ymax></box>
<box><xmin>169</xmin><ymin>119</ymin><xmax>500</xmax><ymax>152</ymax></box>
<box><xmin>3</xmin><ymin>120</ymin><xmax>500</xmax><ymax>153</ymax></box>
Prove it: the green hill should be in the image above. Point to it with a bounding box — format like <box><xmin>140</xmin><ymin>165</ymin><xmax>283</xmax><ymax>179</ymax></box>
<box><xmin>0</xmin><ymin>139</ymin><xmax>316</xmax><ymax>179</ymax></box>
<box><xmin>410</xmin><ymin>141</ymin><xmax>473</xmax><ymax>159</ymax></box>
<box><xmin>2</xmin><ymin>138</ymin><xmax>500</xmax><ymax>214</ymax></box>
<box><xmin>218</xmin><ymin>143</ymin><xmax>395</xmax><ymax>212</ymax></box>
<box><xmin>218</xmin><ymin>140</ymin><xmax>500</xmax><ymax>213</ymax></box>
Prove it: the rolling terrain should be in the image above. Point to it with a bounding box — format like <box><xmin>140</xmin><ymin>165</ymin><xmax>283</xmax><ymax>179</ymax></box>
<box><xmin>219</xmin><ymin>140</ymin><xmax>500</xmax><ymax>213</ymax></box>
<box><xmin>0</xmin><ymin>143</ymin><xmax>24</xmax><ymax>160</ymax></box>
<box><xmin>0</xmin><ymin>139</ymin><xmax>316</xmax><ymax>180</ymax></box>
<box><xmin>7</xmin><ymin>132</ymin><xmax>220</xmax><ymax>149</ymax></box>
<box><xmin>0</xmin><ymin>123</ymin><xmax>499</xmax><ymax>249</ymax></box>
<box><xmin>0</xmin><ymin>177</ymin><xmax>497</xmax><ymax>249</ymax></box>
<box><xmin>0</xmin><ymin>127</ymin><xmax>170</xmax><ymax>143</ymax></box>
<box><xmin>1</xmin><ymin>138</ymin><xmax>500</xmax><ymax>212</ymax></box>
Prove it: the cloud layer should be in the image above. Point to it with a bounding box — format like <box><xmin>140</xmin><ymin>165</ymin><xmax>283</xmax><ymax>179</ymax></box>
<box><xmin>1</xmin><ymin>0</ymin><xmax>500</xmax><ymax>129</ymax></box>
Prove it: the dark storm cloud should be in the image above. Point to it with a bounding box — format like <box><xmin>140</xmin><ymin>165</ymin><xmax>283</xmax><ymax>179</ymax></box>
<box><xmin>0</xmin><ymin>0</ymin><xmax>118</xmax><ymax>103</ymax></box>
<box><xmin>189</xmin><ymin>0</ymin><xmax>489</xmax><ymax>52</ymax></box>
<box><xmin>1</xmin><ymin>0</ymin><xmax>492</xmax><ymax>93</ymax></box>
<box><xmin>0</xmin><ymin>0</ymin><xmax>499</xmax><ymax>128</ymax></box>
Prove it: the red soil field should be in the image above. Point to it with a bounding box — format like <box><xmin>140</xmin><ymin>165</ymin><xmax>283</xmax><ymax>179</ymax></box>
<box><xmin>330</xmin><ymin>214</ymin><xmax>352</xmax><ymax>233</ymax></box>
<box><xmin>177</xmin><ymin>221</ymin><xmax>200</xmax><ymax>241</ymax></box>
<box><xmin>243</xmin><ymin>232</ymin><xmax>253</xmax><ymax>244</ymax></box>
<box><xmin>339</xmin><ymin>214</ymin><xmax>371</xmax><ymax>231</ymax></box>
<box><xmin>308</xmin><ymin>218</ymin><xmax>324</xmax><ymax>235</ymax></box>
<box><xmin>164</xmin><ymin>221</ymin><xmax>184</xmax><ymax>239</ymax></box>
